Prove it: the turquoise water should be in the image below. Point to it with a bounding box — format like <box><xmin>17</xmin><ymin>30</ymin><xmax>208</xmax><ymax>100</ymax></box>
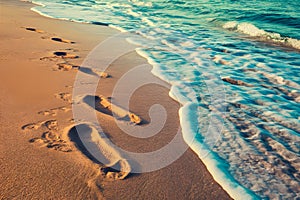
<box><xmin>30</xmin><ymin>0</ymin><xmax>299</xmax><ymax>199</ymax></box>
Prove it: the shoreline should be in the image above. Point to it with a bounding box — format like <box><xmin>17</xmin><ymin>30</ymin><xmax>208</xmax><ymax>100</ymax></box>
<box><xmin>0</xmin><ymin>0</ymin><xmax>231</xmax><ymax>199</ymax></box>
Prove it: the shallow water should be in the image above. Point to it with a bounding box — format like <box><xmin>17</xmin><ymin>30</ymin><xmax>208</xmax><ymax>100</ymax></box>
<box><xmin>30</xmin><ymin>0</ymin><xmax>300</xmax><ymax>199</ymax></box>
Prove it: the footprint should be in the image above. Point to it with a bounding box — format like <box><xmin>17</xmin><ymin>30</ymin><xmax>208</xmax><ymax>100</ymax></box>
<box><xmin>23</xmin><ymin>119</ymin><xmax>72</xmax><ymax>152</ymax></box>
<box><xmin>57</xmin><ymin>63</ymin><xmax>80</xmax><ymax>71</ymax></box>
<box><xmin>38</xmin><ymin>110</ymin><xmax>56</xmax><ymax>116</ymax></box>
<box><xmin>53</xmin><ymin>51</ymin><xmax>79</xmax><ymax>59</ymax></box>
<box><xmin>24</xmin><ymin>27</ymin><xmax>44</xmax><ymax>33</ymax></box>
<box><xmin>23</xmin><ymin>27</ymin><xmax>77</xmax><ymax>46</ymax></box>
<box><xmin>68</xmin><ymin>124</ymin><xmax>131</xmax><ymax>180</ymax></box>
<box><xmin>51</xmin><ymin>37</ymin><xmax>75</xmax><ymax>44</ymax></box>
<box><xmin>42</xmin><ymin>131</ymin><xmax>72</xmax><ymax>152</ymax></box>
<box><xmin>59</xmin><ymin>106</ymin><xmax>71</xmax><ymax>112</ymax></box>
<box><xmin>82</xmin><ymin>95</ymin><xmax>113</xmax><ymax>116</ymax></box>
<box><xmin>43</xmin><ymin>120</ymin><xmax>58</xmax><ymax>130</ymax></box>
<box><xmin>40</xmin><ymin>49</ymin><xmax>79</xmax><ymax>62</ymax></box>
<box><xmin>22</xmin><ymin>123</ymin><xmax>40</xmax><ymax>130</ymax></box>
<box><xmin>55</xmin><ymin>92</ymin><xmax>72</xmax><ymax>103</ymax></box>
<box><xmin>62</xmin><ymin>48</ymin><xmax>79</xmax><ymax>53</ymax></box>
<box><xmin>100</xmin><ymin>159</ymin><xmax>132</xmax><ymax>180</ymax></box>
<box><xmin>30</xmin><ymin>131</ymin><xmax>72</xmax><ymax>152</ymax></box>
<box><xmin>81</xmin><ymin>95</ymin><xmax>142</xmax><ymax>124</ymax></box>
<box><xmin>129</xmin><ymin>113</ymin><xmax>142</xmax><ymax>124</ymax></box>
<box><xmin>99</xmin><ymin>95</ymin><xmax>142</xmax><ymax>124</ymax></box>
<box><xmin>79</xmin><ymin>67</ymin><xmax>111</xmax><ymax>78</ymax></box>
<box><xmin>92</xmin><ymin>70</ymin><xmax>110</xmax><ymax>78</ymax></box>
<box><xmin>29</xmin><ymin>137</ymin><xmax>44</xmax><ymax>144</ymax></box>
<box><xmin>42</xmin><ymin>131</ymin><xmax>60</xmax><ymax>141</ymax></box>
<box><xmin>46</xmin><ymin>142</ymin><xmax>72</xmax><ymax>152</ymax></box>
<box><xmin>38</xmin><ymin>106</ymin><xmax>71</xmax><ymax>116</ymax></box>
<box><xmin>39</xmin><ymin>56</ymin><xmax>58</xmax><ymax>62</ymax></box>
<box><xmin>22</xmin><ymin>119</ymin><xmax>58</xmax><ymax>131</ymax></box>
<box><xmin>25</xmin><ymin>120</ymin><xmax>72</xmax><ymax>152</ymax></box>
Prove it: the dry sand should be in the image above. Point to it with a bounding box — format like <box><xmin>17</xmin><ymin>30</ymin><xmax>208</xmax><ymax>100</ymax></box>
<box><xmin>0</xmin><ymin>0</ymin><xmax>231</xmax><ymax>199</ymax></box>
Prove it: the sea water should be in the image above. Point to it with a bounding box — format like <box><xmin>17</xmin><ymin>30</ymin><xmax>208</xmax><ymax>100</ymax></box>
<box><xmin>29</xmin><ymin>0</ymin><xmax>300</xmax><ymax>199</ymax></box>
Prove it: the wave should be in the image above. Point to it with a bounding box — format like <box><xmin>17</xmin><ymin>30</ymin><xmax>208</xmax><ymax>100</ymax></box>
<box><xmin>136</xmin><ymin>47</ymin><xmax>258</xmax><ymax>199</ymax></box>
<box><xmin>178</xmin><ymin>102</ymin><xmax>258</xmax><ymax>200</ymax></box>
<box><xmin>223</xmin><ymin>21</ymin><xmax>300</xmax><ymax>50</ymax></box>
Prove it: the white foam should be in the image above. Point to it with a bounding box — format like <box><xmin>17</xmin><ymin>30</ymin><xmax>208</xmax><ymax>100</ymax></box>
<box><xmin>237</xmin><ymin>23</ymin><xmax>267</xmax><ymax>37</ymax></box>
<box><xmin>287</xmin><ymin>37</ymin><xmax>300</xmax><ymax>49</ymax></box>
<box><xmin>31</xmin><ymin>7</ymin><xmax>56</xmax><ymax>19</ymax></box>
<box><xmin>223</xmin><ymin>21</ymin><xmax>238</xmax><ymax>29</ymax></box>
<box><xmin>223</xmin><ymin>21</ymin><xmax>300</xmax><ymax>50</ymax></box>
<box><xmin>142</xmin><ymin>17</ymin><xmax>155</xmax><ymax>27</ymax></box>
<box><xmin>179</xmin><ymin>104</ymin><xmax>257</xmax><ymax>200</ymax></box>
<box><xmin>131</xmin><ymin>1</ymin><xmax>153</xmax><ymax>7</ymax></box>
<box><xmin>169</xmin><ymin>85</ymin><xmax>193</xmax><ymax>105</ymax></box>
<box><xmin>29</xmin><ymin>0</ymin><xmax>45</xmax><ymax>7</ymax></box>
<box><xmin>127</xmin><ymin>9</ymin><xmax>140</xmax><ymax>17</ymax></box>
<box><xmin>180</xmin><ymin>41</ymin><xmax>194</xmax><ymax>47</ymax></box>
<box><xmin>109</xmin><ymin>25</ymin><xmax>127</xmax><ymax>33</ymax></box>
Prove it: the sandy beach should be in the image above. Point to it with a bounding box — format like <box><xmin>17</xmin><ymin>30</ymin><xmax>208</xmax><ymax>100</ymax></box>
<box><xmin>0</xmin><ymin>1</ymin><xmax>231</xmax><ymax>199</ymax></box>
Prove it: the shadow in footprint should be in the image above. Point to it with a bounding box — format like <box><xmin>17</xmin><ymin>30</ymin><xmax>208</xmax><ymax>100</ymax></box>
<box><xmin>22</xmin><ymin>123</ymin><xmax>39</xmax><ymax>130</ymax></box>
<box><xmin>51</xmin><ymin>37</ymin><xmax>75</xmax><ymax>44</ymax></box>
<box><xmin>78</xmin><ymin>67</ymin><xmax>111</xmax><ymax>78</ymax></box>
<box><xmin>53</xmin><ymin>51</ymin><xmax>79</xmax><ymax>58</ymax></box>
<box><xmin>83</xmin><ymin>95</ymin><xmax>147</xmax><ymax>125</ymax></box>
<box><xmin>83</xmin><ymin>95</ymin><xmax>113</xmax><ymax>116</ymax></box>
<box><xmin>25</xmin><ymin>27</ymin><xmax>44</xmax><ymax>33</ymax></box>
<box><xmin>79</xmin><ymin>67</ymin><xmax>99</xmax><ymax>77</ymax></box>
<box><xmin>68</xmin><ymin>124</ymin><xmax>134</xmax><ymax>179</ymax></box>
<box><xmin>68</xmin><ymin>124</ymin><xmax>101</xmax><ymax>164</ymax></box>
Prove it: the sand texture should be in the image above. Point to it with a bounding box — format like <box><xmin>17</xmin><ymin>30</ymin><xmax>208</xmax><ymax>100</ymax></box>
<box><xmin>0</xmin><ymin>0</ymin><xmax>231</xmax><ymax>199</ymax></box>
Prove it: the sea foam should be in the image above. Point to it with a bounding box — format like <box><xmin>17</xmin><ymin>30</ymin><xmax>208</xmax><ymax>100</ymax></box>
<box><xmin>223</xmin><ymin>21</ymin><xmax>300</xmax><ymax>50</ymax></box>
